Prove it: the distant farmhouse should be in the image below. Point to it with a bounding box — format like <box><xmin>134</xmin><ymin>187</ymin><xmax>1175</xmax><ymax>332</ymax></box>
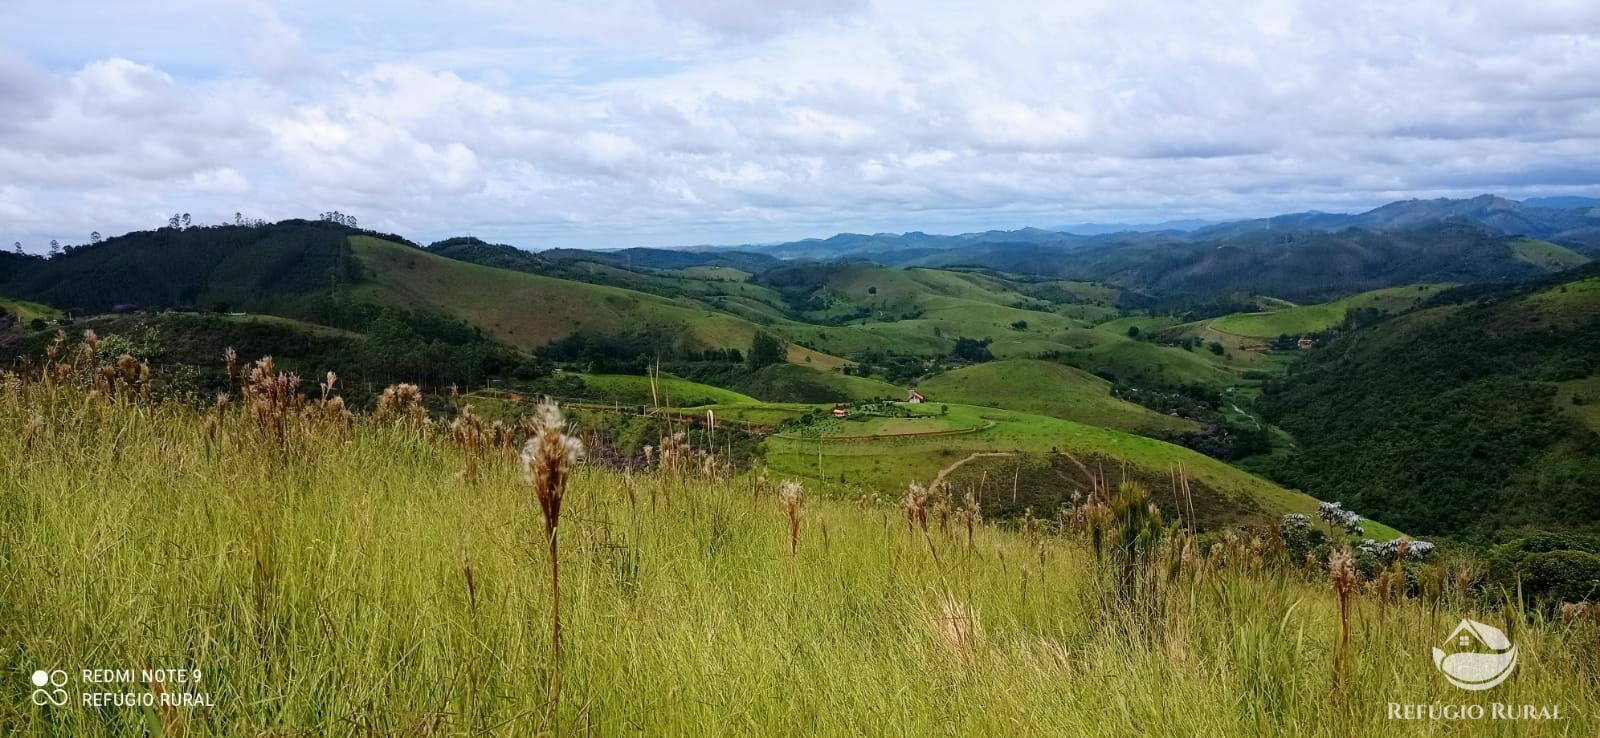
<box><xmin>1298</xmin><ymin>336</ymin><xmax>1315</xmax><ymax>350</ymax></box>
<box><xmin>906</xmin><ymin>389</ymin><xmax>926</xmax><ymax>404</ymax></box>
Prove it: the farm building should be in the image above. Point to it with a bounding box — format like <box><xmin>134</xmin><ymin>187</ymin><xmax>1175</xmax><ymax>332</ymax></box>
<box><xmin>906</xmin><ymin>389</ymin><xmax>926</xmax><ymax>403</ymax></box>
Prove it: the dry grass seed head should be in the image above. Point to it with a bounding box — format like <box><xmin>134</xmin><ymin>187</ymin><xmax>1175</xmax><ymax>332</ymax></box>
<box><xmin>520</xmin><ymin>401</ymin><xmax>584</xmax><ymax>534</ymax></box>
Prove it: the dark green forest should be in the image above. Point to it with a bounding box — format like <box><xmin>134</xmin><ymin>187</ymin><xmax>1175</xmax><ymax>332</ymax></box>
<box><xmin>1263</xmin><ymin>266</ymin><xmax>1600</xmax><ymax>536</ymax></box>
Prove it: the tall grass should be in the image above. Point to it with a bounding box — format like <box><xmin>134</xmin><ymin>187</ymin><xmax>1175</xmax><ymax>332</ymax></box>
<box><xmin>1</xmin><ymin>350</ymin><xmax>1597</xmax><ymax>735</ymax></box>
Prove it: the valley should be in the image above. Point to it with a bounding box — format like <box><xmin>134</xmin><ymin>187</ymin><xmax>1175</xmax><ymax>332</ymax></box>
<box><xmin>6</xmin><ymin>195</ymin><xmax>1593</xmax><ymax>551</ymax></box>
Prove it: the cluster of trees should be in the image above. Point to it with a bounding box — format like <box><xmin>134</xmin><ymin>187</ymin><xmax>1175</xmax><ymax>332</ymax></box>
<box><xmin>843</xmin><ymin>350</ymin><xmax>935</xmax><ymax>385</ymax></box>
<box><xmin>319</xmin><ymin>211</ymin><xmax>359</xmax><ymax>228</ymax></box>
<box><xmin>1488</xmin><ymin>533</ymin><xmax>1600</xmax><ymax>609</ymax></box>
<box><xmin>538</xmin><ymin>326</ymin><xmax>746</xmax><ymax>375</ymax></box>
<box><xmin>949</xmin><ymin>336</ymin><xmax>994</xmax><ymax>363</ymax></box>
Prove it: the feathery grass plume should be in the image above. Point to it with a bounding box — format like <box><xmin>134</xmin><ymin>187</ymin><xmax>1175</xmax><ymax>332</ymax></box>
<box><xmin>242</xmin><ymin>356</ymin><xmax>301</xmax><ymax>445</ymax></box>
<box><xmin>45</xmin><ymin>329</ymin><xmax>64</xmax><ymax>365</ymax></box>
<box><xmin>779</xmin><ymin>480</ymin><xmax>805</xmax><ymax>555</ymax></box>
<box><xmin>519</xmin><ymin>400</ymin><xmax>584</xmax><ymax>702</ymax></box>
<box><xmin>451</xmin><ymin>405</ymin><xmax>490</xmax><ymax>482</ymax></box>
<box><xmin>374</xmin><ymin>383</ymin><xmax>426</xmax><ymax>426</ymax></box>
<box><xmin>224</xmin><ymin>346</ymin><xmax>237</xmax><ymax>380</ymax></box>
<box><xmin>902</xmin><ymin>482</ymin><xmax>931</xmax><ymax>535</ymax></box>
<box><xmin>319</xmin><ymin>371</ymin><xmax>337</xmax><ymax>404</ymax></box>
<box><xmin>933</xmin><ymin>495</ymin><xmax>952</xmax><ymax>535</ymax></box>
<box><xmin>1329</xmin><ymin>548</ymin><xmax>1358</xmax><ymax>677</ymax></box>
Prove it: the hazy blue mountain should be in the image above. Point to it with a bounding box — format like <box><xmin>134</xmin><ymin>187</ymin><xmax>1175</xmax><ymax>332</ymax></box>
<box><xmin>1192</xmin><ymin>194</ymin><xmax>1600</xmax><ymax>240</ymax></box>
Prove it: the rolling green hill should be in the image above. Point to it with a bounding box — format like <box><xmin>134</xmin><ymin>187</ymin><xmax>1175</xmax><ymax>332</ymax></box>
<box><xmin>765</xmin><ymin>401</ymin><xmax>1402</xmax><ymax>538</ymax></box>
<box><xmin>732</xmin><ymin>363</ymin><xmax>902</xmax><ymax>403</ymax></box>
<box><xmin>917</xmin><ymin>359</ymin><xmax>1198</xmax><ymax>433</ymax></box>
<box><xmin>0</xmin><ymin>221</ymin><xmax>365</xmax><ymax>314</ymax></box>
<box><xmin>348</xmin><ymin>236</ymin><xmax>848</xmax><ymax>369</ymax></box>
<box><xmin>1511</xmin><ymin>237</ymin><xmax>1591</xmax><ymax>271</ymax></box>
<box><xmin>1205</xmin><ymin>284</ymin><xmax>1453</xmax><ymax>340</ymax></box>
<box><xmin>554</xmin><ymin>373</ymin><xmax>759</xmax><ymax>408</ymax></box>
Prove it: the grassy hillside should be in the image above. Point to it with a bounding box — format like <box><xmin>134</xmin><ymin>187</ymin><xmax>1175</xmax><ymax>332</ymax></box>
<box><xmin>574</xmin><ymin>373</ymin><xmax>758</xmax><ymax>408</ymax></box>
<box><xmin>1206</xmin><ymin>284</ymin><xmax>1453</xmax><ymax>340</ymax></box>
<box><xmin>7</xmin><ymin>375</ymin><xmax>1594</xmax><ymax>735</ymax></box>
<box><xmin>918</xmin><ymin>359</ymin><xmax>1198</xmax><ymax>433</ymax></box>
<box><xmin>1512</xmin><ymin>237</ymin><xmax>1591</xmax><ymax>270</ymax></box>
<box><xmin>0</xmin><ymin>296</ymin><xmax>59</xmax><ymax>322</ymax></box>
<box><xmin>1263</xmin><ymin>267</ymin><xmax>1600</xmax><ymax>535</ymax></box>
<box><xmin>1047</xmin><ymin>324</ymin><xmax>1238</xmax><ymax>388</ymax></box>
<box><xmin>734</xmin><ymin>363</ymin><xmax>902</xmax><ymax>403</ymax></box>
<box><xmin>764</xmin><ymin>401</ymin><xmax>1402</xmax><ymax>539</ymax></box>
<box><xmin>351</xmin><ymin>236</ymin><xmax>850</xmax><ymax>373</ymax></box>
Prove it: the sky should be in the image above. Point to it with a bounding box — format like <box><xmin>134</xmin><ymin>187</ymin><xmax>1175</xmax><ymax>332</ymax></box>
<box><xmin>2</xmin><ymin>0</ymin><xmax>1600</xmax><ymax>252</ymax></box>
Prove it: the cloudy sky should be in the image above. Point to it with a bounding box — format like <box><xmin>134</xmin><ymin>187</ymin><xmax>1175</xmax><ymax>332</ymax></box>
<box><xmin>3</xmin><ymin>0</ymin><xmax>1599</xmax><ymax>251</ymax></box>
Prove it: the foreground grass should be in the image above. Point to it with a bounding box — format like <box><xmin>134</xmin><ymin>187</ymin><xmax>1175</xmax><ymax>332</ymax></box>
<box><xmin>2</xmin><ymin>382</ymin><xmax>1597</xmax><ymax>735</ymax></box>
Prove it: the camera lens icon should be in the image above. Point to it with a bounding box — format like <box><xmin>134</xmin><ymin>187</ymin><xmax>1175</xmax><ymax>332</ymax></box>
<box><xmin>30</xmin><ymin>669</ymin><xmax>69</xmax><ymax>707</ymax></box>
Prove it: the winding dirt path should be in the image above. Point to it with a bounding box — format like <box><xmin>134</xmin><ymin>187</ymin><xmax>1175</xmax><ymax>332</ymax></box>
<box><xmin>930</xmin><ymin>451</ymin><xmax>1016</xmax><ymax>491</ymax></box>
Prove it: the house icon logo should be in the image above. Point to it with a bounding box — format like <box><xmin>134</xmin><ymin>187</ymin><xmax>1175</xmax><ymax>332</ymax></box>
<box><xmin>1431</xmin><ymin>619</ymin><xmax>1517</xmax><ymax>690</ymax></box>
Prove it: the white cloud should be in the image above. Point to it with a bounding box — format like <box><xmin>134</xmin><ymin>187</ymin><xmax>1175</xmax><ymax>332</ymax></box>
<box><xmin>2</xmin><ymin>0</ymin><xmax>1600</xmax><ymax>251</ymax></box>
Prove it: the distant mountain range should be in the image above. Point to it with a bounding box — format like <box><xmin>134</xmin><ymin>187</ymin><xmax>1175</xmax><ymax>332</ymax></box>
<box><xmin>729</xmin><ymin>194</ymin><xmax>1600</xmax><ymax>262</ymax></box>
<box><xmin>1</xmin><ymin>194</ymin><xmax>1593</xmax><ymax>314</ymax></box>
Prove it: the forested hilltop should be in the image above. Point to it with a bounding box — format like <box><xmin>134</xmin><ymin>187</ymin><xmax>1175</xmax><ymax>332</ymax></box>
<box><xmin>1262</xmin><ymin>265</ymin><xmax>1600</xmax><ymax>536</ymax></box>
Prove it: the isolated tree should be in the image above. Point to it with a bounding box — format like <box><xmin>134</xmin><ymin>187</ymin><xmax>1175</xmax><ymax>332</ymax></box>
<box><xmin>168</xmin><ymin>214</ymin><xmax>180</xmax><ymax>229</ymax></box>
<box><xmin>234</xmin><ymin>212</ymin><xmax>243</xmax><ymax>226</ymax></box>
<box><xmin>181</xmin><ymin>213</ymin><xmax>191</xmax><ymax>229</ymax></box>
<box><xmin>11</xmin><ymin>241</ymin><xmax>20</xmax><ymax>255</ymax></box>
<box><xmin>747</xmin><ymin>332</ymin><xmax>786</xmax><ymax>369</ymax></box>
<box><xmin>348</xmin><ymin>216</ymin><xmax>358</xmax><ymax>229</ymax></box>
<box><xmin>48</xmin><ymin>240</ymin><xmax>60</xmax><ymax>257</ymax></box>
<box><xmin>90</xmin><ymin>231</ymin><xmax>101</xmax><ymax>244</ymax></box>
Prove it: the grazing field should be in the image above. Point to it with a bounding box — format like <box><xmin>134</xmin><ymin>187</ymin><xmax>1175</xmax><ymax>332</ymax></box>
<box><xmin>1205</xmin><ymin>284</ymin><xmax>1453</xmax><ymax>340</ymax></box>
<box><xmin>762</xmin><ymin>402</ymin><xmax>1404</xmax><ymax>539</ymax></box>
<box><xmin>3</xmin><ymin>358</ymin><xmax>1594</xmax><ymax>736</ymax></box>
<box><xmin>918</xmin><ymin>359</ymin><xmax>1199</xmax><ymax>433</ymax></box>
<box><xmin>572</xmin><ymin>373</ymin><xmax>759</xmax><ymax>408</ymax></box>
<box><xmin>1511</xmin><ymin>238</ymin><xmax>1591</xmax><ymax>271</ymax></box>
<box><xmin>0</xmin><ymin>296</ymin><xmax>59</xmax><ymax>322</ymax></box>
